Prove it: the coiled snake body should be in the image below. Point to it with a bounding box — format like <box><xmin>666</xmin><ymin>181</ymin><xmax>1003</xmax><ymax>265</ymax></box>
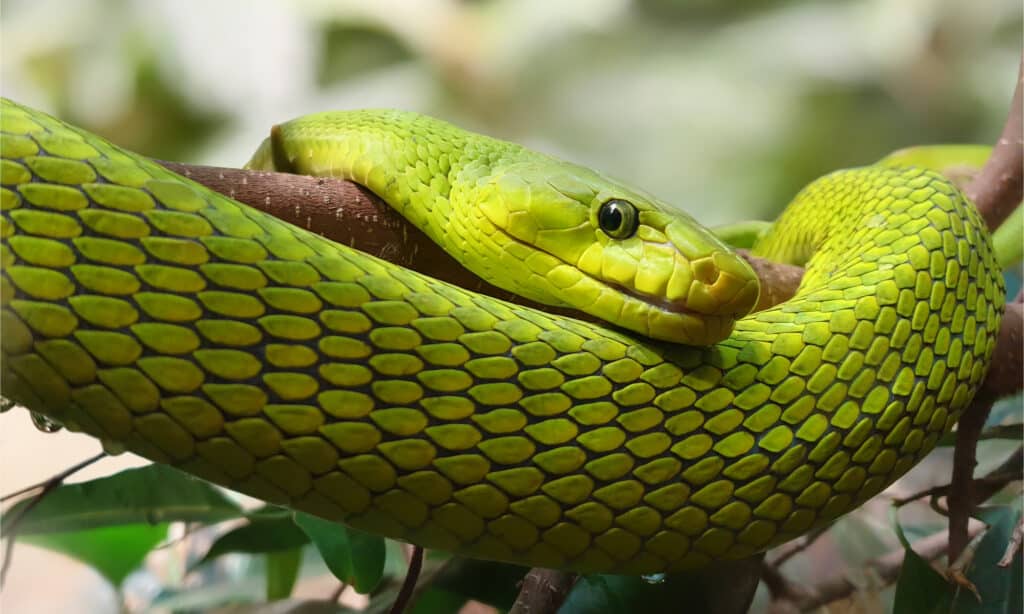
<box><xmin>0</xmin><ymin>99</ymin><xmax>1004</xmax><ymax>574</ymax></box>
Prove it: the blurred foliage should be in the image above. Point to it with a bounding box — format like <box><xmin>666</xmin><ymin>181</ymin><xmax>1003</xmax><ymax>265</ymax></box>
<box><xmin>1</xmin><ymin>0</ymin><xmax>1021</xmax><ymax>612</ymax></box>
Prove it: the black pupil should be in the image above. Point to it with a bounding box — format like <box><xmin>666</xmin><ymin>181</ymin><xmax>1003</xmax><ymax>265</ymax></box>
<box><xmin>600</xmin><ymin>203</ymin><xmax>623</xmax><ymax>231</ymax></box>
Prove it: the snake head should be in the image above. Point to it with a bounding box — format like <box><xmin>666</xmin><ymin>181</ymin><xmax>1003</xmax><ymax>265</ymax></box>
<box><xmin>473</xmin><ymin>161</ymin><xmax>760</xmax><ymax>345</ymax></box>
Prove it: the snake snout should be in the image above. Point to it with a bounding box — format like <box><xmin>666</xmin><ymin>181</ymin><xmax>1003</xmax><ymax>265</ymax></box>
<box><xmin>670</xmin><ymin>252</ymin><xmax>760</xmax><ymax>318</ymax></box>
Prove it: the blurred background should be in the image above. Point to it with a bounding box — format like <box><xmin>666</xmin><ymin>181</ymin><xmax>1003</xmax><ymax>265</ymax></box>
<box><xmin>1</xmin><ymin>0</ymin><xmax>1021</xmax><ymax>612</ymax></box>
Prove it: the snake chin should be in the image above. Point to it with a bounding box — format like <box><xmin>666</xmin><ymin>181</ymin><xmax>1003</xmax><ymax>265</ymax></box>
<box><xmin>562</xmin><ymin>273</ymin><xmax>740</xmax><ymax>346</ymax></box>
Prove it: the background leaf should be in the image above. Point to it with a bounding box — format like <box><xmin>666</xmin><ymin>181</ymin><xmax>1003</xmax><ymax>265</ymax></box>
<box><xmin>428</xmin><ymin>558</ymin><xmax>527</xmax><ymax>611</ymax></box>
<box><xmin>4</xmin><ymin>464</ymin><xmax>242</xmax><ymax>535</ymax></box>
<box><xmin>265</xmin><ymin>547</ymin><xmax>304</xmax><ymax>601</ymax></box>
<box><xmin>293</xmin><ymin>512</ymin><xmax>386</xmax><ymax>594</ymax></box>
<box><xmin>950</xmin><ymin>504</ymin><xmax>1024</xmax><ymax>614</ymax></box>
<box><xmin>892</xmin><ymin>541</ymin><xmax>952</xmax><ymax>614</ymax></box>
<box><xmin>193</xmin><ymin>514</ymin><xmax>310</xmax><ymax>569</ymax></box>
<box><xmin>22</xmin><ymin>523</ymin><xmax>168</xmax><ymax>587</ymax></box>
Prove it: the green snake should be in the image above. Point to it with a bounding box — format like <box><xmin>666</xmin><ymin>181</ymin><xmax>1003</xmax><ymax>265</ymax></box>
<box><xmin>0</xmin><ymin>99</ymin><xmax>1005</xmax><ymax>574</ymax></box>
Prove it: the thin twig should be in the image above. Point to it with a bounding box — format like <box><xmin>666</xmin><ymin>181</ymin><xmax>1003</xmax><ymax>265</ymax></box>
<box><xmin>769</xmin><ymin>526</ymin><xmax>830</xmax><ymax>568</ymax></box>
<box><xmin>997</xmin><ymin>516</ymin><xmax>1023</xmax><ymax>568</ymax></box>
<box><xmin>946</xmin><ymin>529</ymin><xmax>988</xmax><ymax>602</ymax></box>
<box><xmin>0</xmin><ymin>452</ymin><xmax>106</xmax><ymax>585</ymax></box>
<box><xmin>890</xmin><ymin>448</ymin><xmax>1023</xmax><ymax>508</ymax></box>
<box><xmin>389</xmin><ymin>545</ymin><xmax>423</xmax><ymax>614</ymax></box>
<box><xmin>509</xmin><ymin>569</ymin><xmax>578</xmax><ymax>614</ymax></box>
<box><xmin>946</xmin><ymin>399</ymin><xmax>994</xmax><ymax>565</ymax></box>
<box><xmin>328</xmin><ymin>581</ymin><xmax>348</xmax><ymax>603</ymax></box>
<box><xmin>760</xmin><ymin>562</ymin><xmax>810</xmax><ymax>611</ymax></box>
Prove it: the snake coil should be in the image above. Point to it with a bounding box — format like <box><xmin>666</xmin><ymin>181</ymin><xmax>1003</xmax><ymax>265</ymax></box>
<box><xmin>0</xmin><ymin>99</ymin><xmax>1004</xmax><ymax>573</ymax></box>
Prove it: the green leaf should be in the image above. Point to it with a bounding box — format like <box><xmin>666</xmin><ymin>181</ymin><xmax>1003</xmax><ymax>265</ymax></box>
<box><xmin>194</xmin><ymin>514</ymin><xmax>310</xmax><ymax>569</ymax></box>
<box><xmin>429</xmin><ymin>558</ymin><xmax>527</xmax><ymax>610</ymax></box>
<box><xmin>950</xmin><ymin>504</ymin><xmax>1024</xmax><ymax>614</ymax></box>
<box><xmin>409</xmin><ymin>587</ymin><xmax>466</xmax><ymax>614</ymax></box>
<box><xmin>293</xmin><ymin>512</ymin><xmax>386</xmax><ymax>593</ymax></box>
<box><xmin>890</xmin><ymin>505</ymin><xmax>954</xmax><ymax>613</ymax></box>
<box><xmin>266</xmin><ymin>547</ymin><xmax>303</xmax><ymax>601</ymax></box>
<box><xmin>4</xmin><ymin>464</ymin><xmax>242</xmax><ymax>535</ymax></box>
<box><xmin>22</xmin><ymin>522</ymin><xmax>168</xmax><ymax>587</ymax></box>
<box><xmin>561</xmin><ymin>557</ymin><xmax>763</xmax><ymax>614</ymax></box>
<box><xmin>892</xmin><ymin>541</ymin><xmax>952</xmax><ymax>614</ymax></box>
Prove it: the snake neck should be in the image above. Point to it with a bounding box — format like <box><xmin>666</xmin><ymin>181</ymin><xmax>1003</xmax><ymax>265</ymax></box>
<box><xmin>250</xmin><ymin>110</ymin><xmax>505</xmax><ymax>251</ymax></box>
<box><xmin>248</xmin><ymin>110</ymin><xmax>572</xmax><ymax>309</ymax></box>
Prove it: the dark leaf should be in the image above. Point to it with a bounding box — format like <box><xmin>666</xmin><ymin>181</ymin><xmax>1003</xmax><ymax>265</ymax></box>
<box><xmin>293</xmin><ymin>512</ymin><xmax>385</xmax><ymax>593</ymax></box>
<box><xmin>561</xmin><ymin>557</ymin><xmax>763</xmax><ymax>614</ymax></box>
<box><xmin>949</xmin><ymin>504</ymin><xmax>1024</xmax><ymax>614</ymax></box>
<box><xmin>892</xmin><ymin>543</ymin><xmax>952</xmax><ymax>614</ymax></box>
<box><xmin>429</xmin><ymin>558</ymin><xmax>527</xmax><ymax>610</ymax></box>
<box><xmin>266</xmin><ymin>547</ymin><xmax>304</xmax><ymax>601</ymax></box>
<box><xmin>194</xmin><ymin>515</ymin><xmax>310</xmax><ymax>569</ymax></box>
<box><xmin>890</xmin><ymin>505</ymin><xmax>953</xmax><ymax>613</ymax></box>
<box><xmin>409</xmin><ymin>587</ymin><xmax>466</xmax><ymax>614</ymax></box>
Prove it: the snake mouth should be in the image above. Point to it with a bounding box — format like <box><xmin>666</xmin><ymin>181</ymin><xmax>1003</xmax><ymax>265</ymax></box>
<box><xmin>559</xmin><ymin>266</ymin><xmax>754</xmax><ymax>345</ymax></box>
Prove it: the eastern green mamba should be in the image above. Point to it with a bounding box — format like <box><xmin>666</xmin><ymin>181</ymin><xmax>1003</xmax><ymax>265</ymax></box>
<box><xmin>0</xmin><ymin>98</ymin><xmax>1005</xmax><ymax>574</ymax></box>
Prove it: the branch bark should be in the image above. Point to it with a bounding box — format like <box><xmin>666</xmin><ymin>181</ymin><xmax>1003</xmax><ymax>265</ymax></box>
<box><xmin>508</xmin><ymin>569</ymin><xmax>577</xmax><ymax>614</ymax></box>
<box><xmin>159</xmin><ymin>161</ymin><xmax>804</xmax><ymax>314</ymax></box>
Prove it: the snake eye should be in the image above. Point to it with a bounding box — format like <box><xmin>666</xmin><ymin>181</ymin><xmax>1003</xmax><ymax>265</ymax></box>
<box><xmin>598</xmin><ymin>199</ymin><xmax>639</xmax><ymax>239</ymax></box>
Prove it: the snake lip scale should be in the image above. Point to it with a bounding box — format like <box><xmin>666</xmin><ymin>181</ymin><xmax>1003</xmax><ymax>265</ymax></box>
<box><xmin>0</xmin><ymin>99</ymin><xmax>1005</xmax><ymax>575</ymax></box>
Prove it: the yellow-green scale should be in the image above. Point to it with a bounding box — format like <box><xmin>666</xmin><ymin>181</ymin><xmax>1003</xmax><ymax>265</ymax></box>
<box><xmin>0</xmin><ymin>98</ymin><xmax>1005</xmax><ymax>574</ymax></box>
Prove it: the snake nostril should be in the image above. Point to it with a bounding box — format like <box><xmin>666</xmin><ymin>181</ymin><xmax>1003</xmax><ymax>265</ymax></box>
<box><xmin>692</xmin><ymin>257</ymin><xmax>720</xmax><ymax>286</ymax></box>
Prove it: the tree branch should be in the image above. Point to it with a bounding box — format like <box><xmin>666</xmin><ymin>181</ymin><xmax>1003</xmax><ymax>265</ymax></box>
<box><xmin>159</xmin><ymin>161</ymin><xmax>804</xmax><ymax>313</ymax></box>
<box><xmin>508</xmin><ymin>569</ymin><xmax>577</xmax><ymax>614</ymax></box>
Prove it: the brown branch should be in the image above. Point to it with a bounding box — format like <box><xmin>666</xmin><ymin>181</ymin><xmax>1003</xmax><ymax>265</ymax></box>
<box><xmin>389</xmin><ymin>545</ymin><xmax>423</xmax><ymax>614</ymax></box>
<box><xmin>158</xmin><ymin>161</ymin><xmax>803</xmax><ymax>314</ymax></box>
<box><xmin>947</xmin><ymin>399</ymin><xmax>996</xmax><ymax>562</ymax></box>
<box><xmin>947</xmin><ymin>290</ymin><xmax>1024</xmax><ymax>562</ymax></box>
<box><xmin>965</xmin><ymin>56</ymin><xmax>1024</xmax><ymax>230</ymax></box>
<box><xmin>508</xmin><ymin>569</ymin><xmax>577</xmax><ymax>614</ymax></box>
<box><xmin>738</xmin><ymin>250</ymin><xmax>804</xmax><ymax>311</ymax></box>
